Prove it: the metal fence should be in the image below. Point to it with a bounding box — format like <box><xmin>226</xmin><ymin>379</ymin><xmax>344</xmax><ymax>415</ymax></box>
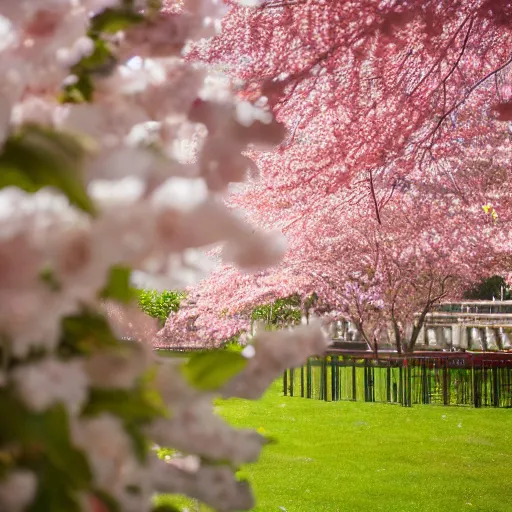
<box><xmin>283</xmin><ymin>351</ymin><xmax>512</xmax><ymax>407</ymax></box>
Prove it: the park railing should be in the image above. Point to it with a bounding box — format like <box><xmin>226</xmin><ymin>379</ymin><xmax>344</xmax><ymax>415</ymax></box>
<box><xmin>283</xmin><ymin>351</ymin><xmax>512</xmax><ymax>408</ymax></box>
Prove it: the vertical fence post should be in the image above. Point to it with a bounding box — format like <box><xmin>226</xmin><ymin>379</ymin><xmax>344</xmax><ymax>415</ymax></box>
<box><xmin>283</xmin><ymin>370</ymin><xmax>288</xmax><ymax>396</ymax></box>
<box><xmin>443</xmin><ymin>362</ymin><xmax>449</xmax><ymax>406</ymax></box>
<box><xmin>289</xmin><ymin>367</ymin><xmax>294</xmax><ymax>397</ymax></box>
<box><xmin>405</xmin><ymin>360</ymin><xmax>412</xmax><ymax>407</ymax></box>
<box><xmin>371</xmin><ymin>364</ymin><xmax>376</xmax><ymax>402</ymax></box>
<box><xmin>483</xmin><ymin>367</ymin><xmax>488</xmax><ymax>407</ymax></box>
<box><xmin>300</xmin><ymin>365</ymin><xmax>305</xmax><ymax>398</ymax></box>
<box><xmin>473</xmin><ymin>365</ymin><xmax>481</xmax><ymax>408</ymax></box>
<box><xmin>506</xmin><ymin>366</ymin><xmax>512</xmax><ymax>408</ymax></box>
<box><xmin>386</xmin><ymin>366</ymin><xmax>391</xmax><ymax>403</ymax></box>
<box><xmin>322</xmin><ymin>356</ymin><xmax>328</xmax><ymax>401</ymax></box>
<box><xmin>492</xmin><ymin>366</ymin><xmax>499</xmax><ymax>407</ymax></box>
<box><xmin>399</xmin><ymin>364</ymin><xmax>403</xmax><ymax>406</ymax></box>
<box><xmin>306</xmin><ymin>358</ymin><xmax>312</xmax><ymax>399</ymax></box>
<box><xmin>422</xmin><ymin>360</ymin><xmax>429</xmax><ymax>404</ymax></box>
<box><xmin>364</xmin><ymin>359</ymin><xmax>369</xmax><ymax>402</ymax></box>
<box><xmin>352</xmin><ymin>360</ymin><xmax>357</xmax><ymax>401</ymax></box>
<box><xmin>331</xmin><ymin>356</ymin><xmax>338</xmax><ymax>401</ymax></box>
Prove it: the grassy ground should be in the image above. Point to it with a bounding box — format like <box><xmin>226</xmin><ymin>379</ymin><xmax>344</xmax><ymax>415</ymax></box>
<box><xmin>156</xmin><ymin>380</ymin><xmax>512</xmax><ymax>512</ymax></box>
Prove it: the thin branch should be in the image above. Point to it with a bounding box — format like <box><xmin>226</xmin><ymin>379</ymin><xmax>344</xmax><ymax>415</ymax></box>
<box><xmin>261</xmin><ymin>0</ymin><xmax>306</xmax><ymax>8</ymax></box>
<box><xmin>408</xmin><ymin>14</ymin><xmax>473</xmax><ymax>98</ymax></box>
<box><xmin>369</xmin><ymin>169</ymin><xmax>382</xmax><ymax>225</ymax></box>
<box><xmin>434</xmin><ymin>17</ymin><xmax>474</xmax><ymax>95</ymax></box>
<box><xmin>425</xmin><ymin>53</ymin><xmax>512</xmax><ymax>144</ymax></box>
<box><xmin>378</xmin><ymin>181</ymin><xmax>396</xmax><ymax>211</ymax></box>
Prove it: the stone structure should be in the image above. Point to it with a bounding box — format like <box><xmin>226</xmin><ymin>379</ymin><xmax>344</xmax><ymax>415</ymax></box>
<box><xmin>330</xmin><ymin>301</ymin><xmax>512</xmax><ymax>351</ymax></box>
<box><xmin>416</xmin><ymin>301</ymin><xmax>512</xmax><ymax>351</ymax></box>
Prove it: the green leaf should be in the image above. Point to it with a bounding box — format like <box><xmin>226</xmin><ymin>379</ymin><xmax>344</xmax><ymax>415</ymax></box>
<box><xmin>93</xmin><ymin>491</ymin><xmax>121</xmax><ymax>512</ymax></box>
<box><xmin>59</xmin><ymin>39</ymin><xmax>116</xmax><ymax>104</ymax></box>
<box><xmin>59</xmin><ymin>74</ymin><xmax>94</xmax><ymax>104</ymax></box>
<box><xmin>60</xmin><ymin>310</ymin><xmax>120</xmax><ymax>356</ymax></box>
<box><xmin>0</xmin><ymin>397</ymin><xmax>92</xmax><ymax>512</ymax></box>
<box><xmin>74</xmin><ymin>38</ymin><xmax>116</xmax><ymax>76</ymax></box>
<box><xmin>27</xmin><ymin>462</ymin><xmax>83</xmax><ymax>512</ymax></box>
<box><xmin>39</xmin><ymin>267</ymin><xmax>61</xmax><ymax>292</ymax></box>
<box><xmin>182</xmin><ymin>351</ymin><xmax>248</xmax><ymax>391</ymax></box>
<box><xmin>156</xmin><ymin>447</ymin><xmax>176</xmax><ymax>460</ymax></box>
<box><xmin>0</xmin><ymin>125</ymin><xmax>94</xmax><ymax>214</ymax></box>
<box><xmin>152</xmin><ymin>505</ymin><xmax>183</xmax><ymax>512</ymax></box>
<box><xmin>100</xmin><ymin>265</ymin><xmax>135</xmax><ymax>303</ymax></box>
<box><xmin>23</xmin><ymin>406</ymin><xmax>92</xmax><ymax>489</ymax></box>
<box><xmin>90</xmin><ymin>8</ymin><xmax>144</xmax><ymax>34</ymax></box>
<box><xmin>0</xmin><ymin>388</ymin><xmax>29</xmax><ymax>444</ymax></box>
<box><xmin>124</xmin><ymin>422</ymin><xmax>150</xmax><ymax>462</ymax></box>
<box><xmin>84</xmin><ymin>389</ymin><xmax>163</xmax><ymax>423</ymax></box>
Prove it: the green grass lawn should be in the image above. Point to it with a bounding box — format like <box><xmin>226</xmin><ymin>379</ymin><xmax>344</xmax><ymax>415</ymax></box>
<box><xmin>156</xmin><ymin>380</ymin><xmax>512</xmax><ymax>512</ymax></box>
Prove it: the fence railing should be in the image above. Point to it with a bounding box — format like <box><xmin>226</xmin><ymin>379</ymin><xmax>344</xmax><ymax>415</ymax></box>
<box><xmin>283</xmin><ymin>351</ymin><xmax>512</xmax><ymax>408</ymax></box>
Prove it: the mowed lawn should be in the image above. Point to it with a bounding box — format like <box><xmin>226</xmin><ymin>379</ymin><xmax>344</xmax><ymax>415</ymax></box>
<box><xmin>157</xmin><ymin>380</ymin><xmax>512</xmax><ymax>512</ymax></box>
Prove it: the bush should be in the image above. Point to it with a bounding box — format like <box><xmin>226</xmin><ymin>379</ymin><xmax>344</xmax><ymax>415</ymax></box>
<box><xmin>137</xmin><ymin>290</ymin><xmax>186</xmax><ymax>326</ymax></box>
<box><xmin>251</xmin><ymin>295</ymin><xmax>302</xmax><ymax>327</ymax></box>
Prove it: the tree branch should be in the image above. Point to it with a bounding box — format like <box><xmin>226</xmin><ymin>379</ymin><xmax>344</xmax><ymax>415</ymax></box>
<box><xmin>369</xmin><ymin>169</ymin><xmax>382</xmax><ymax>225</ymax></box>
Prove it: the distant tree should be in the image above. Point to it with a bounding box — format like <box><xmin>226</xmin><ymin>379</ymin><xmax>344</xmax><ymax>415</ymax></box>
<box><xmin>463</xmin><ymin>275</ymin><xmax>511</xmax><ymax>300</ymax></box>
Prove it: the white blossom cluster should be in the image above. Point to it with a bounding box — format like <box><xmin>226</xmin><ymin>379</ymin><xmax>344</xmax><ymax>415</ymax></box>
<box><xmin>0</xmin><ymin>1</ymin><xmax>327</xmax><ymax>511</ymax></box>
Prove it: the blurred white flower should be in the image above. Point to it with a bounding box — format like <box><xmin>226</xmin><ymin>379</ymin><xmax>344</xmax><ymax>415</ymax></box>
<box><xmin>0</xmin><ymin>470</ymin><xmax>37</xmax><ymax>512</ymax></box>
<box><xmin>12</xmin><ymin>358</ymin><xmax>88</xmax><ymax>414</ymax></box>
<box><xmin>71</xmin><ymin>414</ymin><xmax>134</xmax><ymax>489</ymax></box>
<box><xmin>235</xmin><ymin>0</ymin><xmax>266</xmax><ymax>7</ymax></box>
<box><xmin>236</xmin><ymin>101</ymin><xmax>272</xmax><ymax>127</ymax></box>
<box><xmin>222</xmin><ymin>324</ymin><xmax>328</xmax><ymax>399</ymax></box>
<box><xmin>89</xmin><ymin>176</ymin><xmax>146</xmax><ymax>207</ymax></box>
<box><xmin>222</xmin><ymin>229</ymin><xmax>287</xmax><ymax>270</ymax></box>
<box><xmin>151</xmin><ymin>177</ymin><xmax>208</xmax><ymax>213</ymax></box>
<box><xmin>241</xmin><ymin>344</ymin><xmax>256</xmax><ymax>358</ymax></box>
<box><xmin>85</xmin><ymin>345</ymin><xmax>150</xmax><ymax>389</ymax></box>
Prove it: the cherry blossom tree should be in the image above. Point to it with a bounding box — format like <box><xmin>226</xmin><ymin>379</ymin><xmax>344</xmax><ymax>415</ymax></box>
<box><xmin>158</xmin><ymin>178</ymin><xmax>510</xmax><ymax>353</ymax></box>
<box><xmin>192</xmin><ymin>0</ymin><xmax>512</xmax><ymax>210</ymax></box>
<box><xmin>156</xmin><ymin>0</ymin><xmax>512</xmax><ymax>351</ymax></box>
<box><xmin>0</xmin><ymin>1</ymin><xmax>330</xmax><ymax>511</ymax></box>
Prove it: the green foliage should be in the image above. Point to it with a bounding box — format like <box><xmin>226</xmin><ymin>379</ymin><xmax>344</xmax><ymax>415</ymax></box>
<box><xmin>90</xmin><ymin>7</ymin><xmax>144</xmax><ymax>34</ymax></box>
<box><xmin>156</xmin><ymin>447</ymin><xmax>176</xmax><ymax>460</ymax></box>
<box><xmin>152</xmin><ymin>506</ymin><xmax>182</xmax><ymax>512</ymax></box>
<box><xmin>221</xmin><ymin>337</ymin><xmax>244</xmax><ymax>352</ymax></box>
<box><xmin>152</xmin><ymin>499</ymin><xmax>187</xmax><ymax>512</ymax></box>
<box><xmin>0</xmin><ymin>396</ymin><xmax>92</xmax><ymax>512</ymax></box>
<box><xmin>84</xmin><ymin>388</ymin><xmax>164</xmax><ymax>426</ymax></box>
<box><xmin>0</xmin><ymin>124</ymin><xmax>94</xmax><ymax>213</ymax></box>
<box><xmin>463</xmin><ymin>275</ymin><xmax>511</xmax><ymax>300</ymax></box>
<box><xmin>60</xmin><ymin>6</ymin><xmax>145</xmax><ymax>104</ymax></box>
<box><xmin>251</xmin><ymin>295</ymin><xmax>302</xmax><ymax>327</ymax></box>
<box><xmin>182</xmin><ymin>351</ymin><xmax>248</xmax><ymax>391</ymax></box>
<box><xmin>60</xmin><ymin>38</ymin><xmax>115</xmax><ymax>103</ymax></box>
<box><xmin>100</xmin><ymin>265</ymin><xmax>135</xmax><ymax>304</ymax></box>
<box><xmin>59</xmin><ymin>310</ymin><xmax>120</xmax><ymax>357</ymax></box>
<box><xmin>153</xmin><ymin>494</ymin><xmax>208</xmax><ymax>512</ymax></box>
<box><xmin>137</xmin><ymin>290</ymin><xmax>186</xmax><ymax>326</ymax></box>
<box><xmin>60</xmin><ymin>74</ymin><xmax>95</xmax><ymax>104</ymax></box>
<box><xmin>93</xmin><ymin>491</ymin><xmax>121</xmax><ymax>512</ymax></box>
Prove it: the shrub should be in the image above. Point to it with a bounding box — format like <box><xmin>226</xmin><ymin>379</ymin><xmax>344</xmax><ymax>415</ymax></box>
<box><xmin>137</xmin><ymin>290</ymin><xmax>186</xmax><ymax>326</ymax></box>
